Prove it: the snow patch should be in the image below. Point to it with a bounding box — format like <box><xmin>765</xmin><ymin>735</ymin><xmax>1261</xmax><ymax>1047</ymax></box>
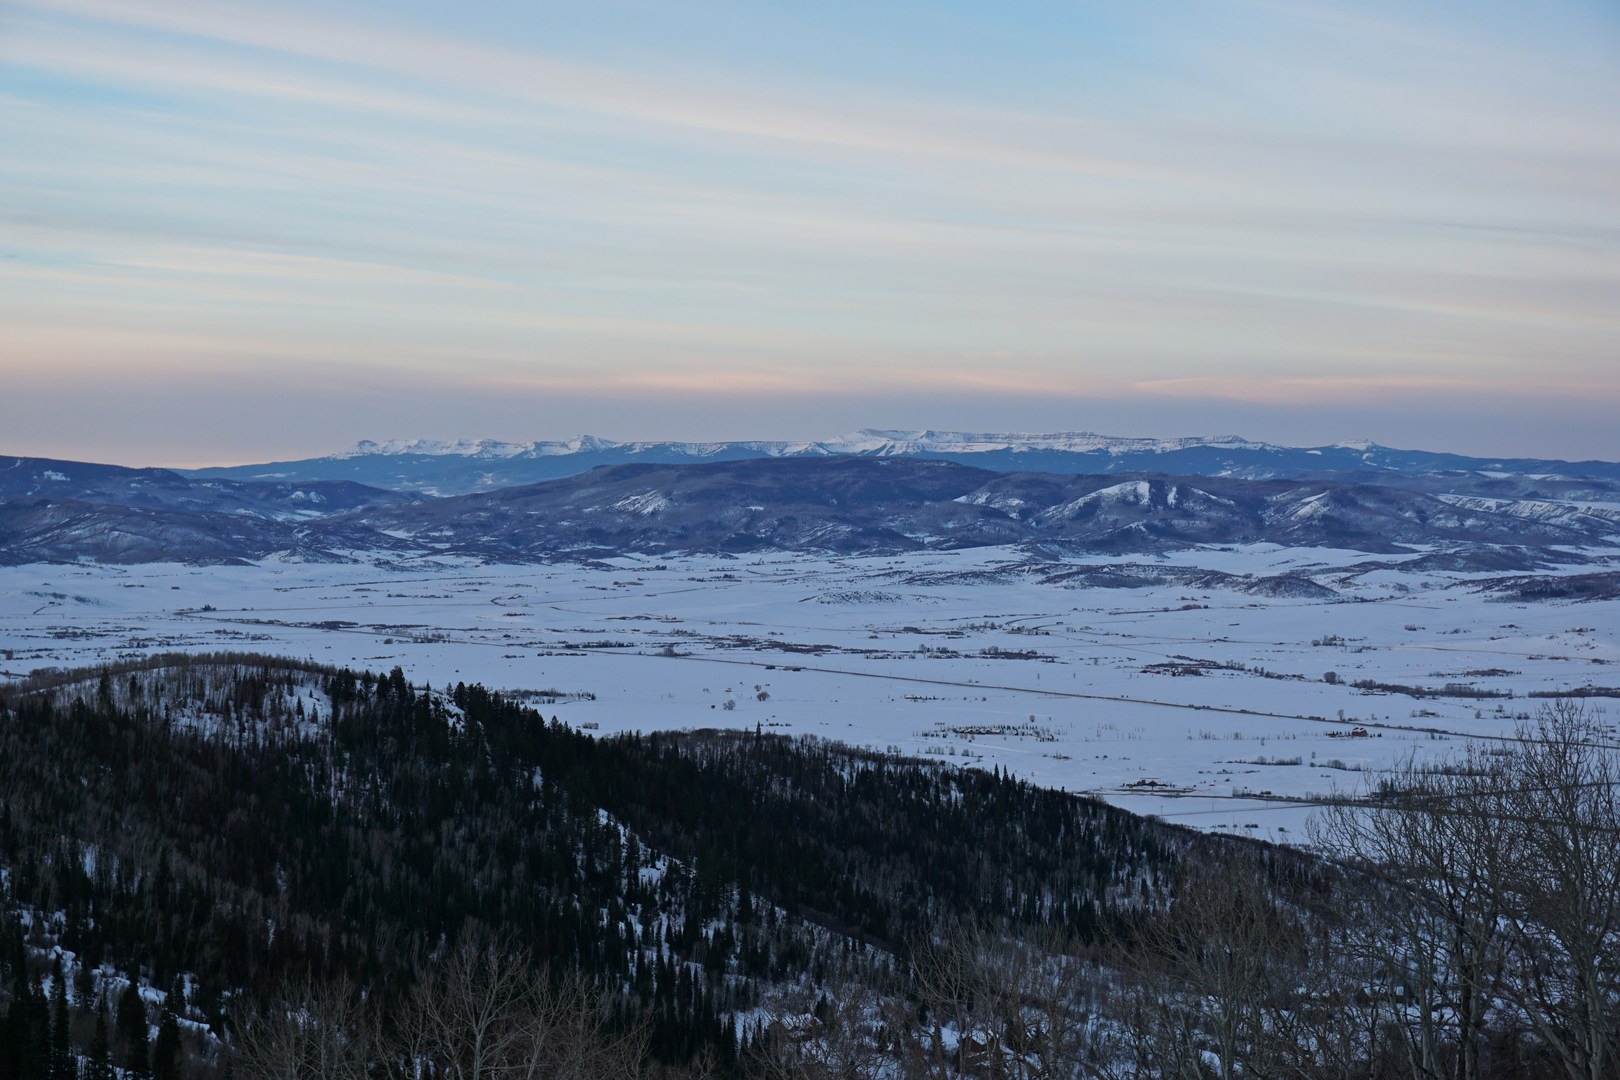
<box><xmin>1288</xmin><ymin>492</ymin><xmax>1334</xmax><ymax>521</ymax></box>
<box><xmin>613</xmin><ymin>492</ymin><xmax>671</xmax><ymax>516</ymax></box>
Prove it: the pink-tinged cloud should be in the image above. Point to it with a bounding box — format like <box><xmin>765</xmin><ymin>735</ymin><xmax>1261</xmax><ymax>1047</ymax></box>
<box><xmin>16</xmin><ymin>0</ymin><xmax>1159</xmax><ymax>180</ymax></box>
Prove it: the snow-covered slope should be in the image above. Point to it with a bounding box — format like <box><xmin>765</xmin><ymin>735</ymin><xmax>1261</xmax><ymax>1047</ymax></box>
<box><xmin>1436</xmin><ymin>494</ymin><xmax>1620</xmax><ymax>536</ymax></box>
<box><xmin>333</xmin><ymin>430</ymin><xmax>1273</xmax><ymax>460</ymax></box>
<box><xmin>188</xmin><ymin>429</ymin><xmax>1620</xmax><ymax>496</ymax></box>
<box><xmin>12</xmin><ymin>451</ymin><xmax>1620</xmax><ymax>566</ymax></box>
<box><xmin>815</xmin><ymin>430</ymin><xmax>1271</xmax><ymax>456</ymax></box>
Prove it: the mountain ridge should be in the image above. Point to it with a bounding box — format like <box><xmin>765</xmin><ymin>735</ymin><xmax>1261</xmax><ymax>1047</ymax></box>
<box><xmin>185</xmin><ymin>429</ymin><xmax>1620</xmax><ymax>496</ymax></box>
<box><xmin>329</xmin><ymin>429</ymin><xmax>1275</xmax><ymax>461</ymax></box>
<box><xmin>6</xmin><ymin>448</ymin><xmax>1620</xmax><ymax>566</ymax></box>
<box><xmin>331</xmin><ymin>457</ymin><xmax>1605</xmax><ymax>561</ymax></box>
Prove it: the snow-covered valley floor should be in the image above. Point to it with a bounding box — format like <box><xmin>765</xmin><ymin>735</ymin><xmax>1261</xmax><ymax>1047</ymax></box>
<box><xmin>2</xmin><ymin>544</ymin><xmax>1616</xmax><ymax>845</ymax></box>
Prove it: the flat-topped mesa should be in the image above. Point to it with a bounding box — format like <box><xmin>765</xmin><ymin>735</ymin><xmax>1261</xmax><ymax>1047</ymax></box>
<box><xmin>334</xmin><ymin>430</ymin><xmax>1291</xmax><ymax>461</ymax></box>
<box><xmin>818</xmin><ymin>429</ymin><xmax>1277</xmax><ymax>456</ymax></box>
<box><xmin>336</xmin><ymin>437</ymin><xmax>570</xmax><ymax>458</ymax></box>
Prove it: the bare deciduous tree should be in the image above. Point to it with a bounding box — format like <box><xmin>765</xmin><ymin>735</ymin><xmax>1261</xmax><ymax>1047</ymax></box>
<box><xmin>1275</xmin><ymin>885</ymin><xmax>1402</xmax><ymax>1080</ymax></box>
<box><xmin>1486</xmin><ymin>700</ymin><xmax>1620</xmax><ymax>1080</ymax></box>
<box><xmin>399</xmin><ymin>935</ymin><xmax>646</xmax><ymax>1080</ymax></box>
<box><xmin>900</xmin><ymin>920</ymin><xmax>1100</xmax><ymax>1079</ymax></box>
<box><xmin>1124</xmin><ymin>857</ymin><xmax>1299</xmax><ymax>1080</ymax></box>
<box><xmin>234</xmin><ymin>975</ymin><xmax>378</xmax><ymax>1080</ymax></box>
<box><xmin>1313</xmin><ymin>699</ymin><xmax>1620</xmax><ymax>1080</ymax></box>
<box><xmin>1312</xmin><ymin>748</ymin><xmax>1507</xmax><ymax>1080</ymax></box>
<box><xmin>747</xmin><ymin>985</ymin><xmax>887</xmax><ymax>1080</ymax></box>
<box><xmin>238</xmin><ymin>937</ymin><xmax>647</xmax><ymax>1080</ymax></box>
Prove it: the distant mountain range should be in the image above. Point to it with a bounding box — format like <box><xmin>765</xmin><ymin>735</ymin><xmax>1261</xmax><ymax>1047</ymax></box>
<box><xmin>184</xmin><ymin>429</ymin><xmax>1620</xmax><ymax>496</ymax></box>
<box><xmin>0</xmin><ymin>454</ymin><xmax>408</xmax><ymax>517</ymax></box>
<box><xmin>0</xmin><ymin>455</ymin><xmax>408</xmax><ymax>564</ymax></box>
<box><xmin>5</xmin><ymin>442</ymin><xmax>1620</xmax><ymax>566</ymax></box>
<box><xmin>328</xmin><ymin>456</ymin><xmax>1620</xmax><ymax>562</ymax></box>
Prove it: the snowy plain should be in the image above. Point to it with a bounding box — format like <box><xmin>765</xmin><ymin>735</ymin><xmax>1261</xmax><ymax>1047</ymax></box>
<box><xmin>2</xmin><ymin>544</ymin><xmax>1616</xmax><ymax>846</ymax></box>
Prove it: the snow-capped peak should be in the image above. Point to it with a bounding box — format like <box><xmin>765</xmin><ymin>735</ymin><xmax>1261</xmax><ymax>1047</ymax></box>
<box><xmin>335</xmin><ymin>438</ymin><xmax>542</xmax><ymax>459</ymax></box>
<box><xmin>333</xmin><ymin>430</ymin><xmax>1313</xmax><ymax>463</ymax></box>
<box><xmin>819</xmin><ymin>429</ymin><xmax>1274</xmax><ymax>456</ymax></box>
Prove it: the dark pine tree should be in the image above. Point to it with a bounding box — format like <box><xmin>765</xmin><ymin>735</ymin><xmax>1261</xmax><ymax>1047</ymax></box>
<box><xmin>12</xmin><ymin>971</ymin><xmax>50</xmax><ymax>1080</ymax></box>
<box><xmin>86</xmin><ymin>1004</ymin><xmax>113</xmax><ymax>1080</ymax></box>
<box><xmin>150</xmin><ymin>1009</ymin><xmax>181</xmax><ymax>1080</ymax></box>
<box><xmin>115</xmin><ymin>982</ymin><xmax>149</xmax><ymax>1080</ymax></box>
<box><xmin>48</xmin><ymin>957</ymin><xmax>70</xmax><ymax>1080</ymax></box>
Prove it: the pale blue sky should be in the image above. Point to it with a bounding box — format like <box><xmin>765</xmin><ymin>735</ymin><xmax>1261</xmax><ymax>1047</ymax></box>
<box><xmin>3</xmin><ymin>0</ymin><xmax>1618</xmax><ymax>465</ymax></box>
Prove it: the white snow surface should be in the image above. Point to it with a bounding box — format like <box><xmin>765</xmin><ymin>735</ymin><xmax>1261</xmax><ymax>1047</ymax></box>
<box><xmin>1437</xmin><ymin>494</ymin><xmax>1620</xmax><ymax>532</ymax></box>
<box><xmin>610</xmin><ymin>492</ymin><xmax>671</xmax><ymax>516</ymax></box>
<box><xmin>2</xmin><ymin>546</ymin><xmax>1616</xmax><ymax>849</ymax></box>
<box><xmin>333</xmin><ymin>430</ymin><xmax>1282</xmax><ymax>461</ymax></box>
<box><xmin>815</xmin><ymin>430</ymin><xmax>1271</xmax><ymax>456</ymax></box>
<box><xmin>1288</xmin><ymin>492</ymin><xmax>1334</xmax><ymax>521</ymax></box>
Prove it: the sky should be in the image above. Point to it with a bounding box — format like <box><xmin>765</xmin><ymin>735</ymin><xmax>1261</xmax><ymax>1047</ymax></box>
<box><xmin>2</xmin><ymin>0</ymin><xmax>1618</xmax><ymax>467</ymax></box>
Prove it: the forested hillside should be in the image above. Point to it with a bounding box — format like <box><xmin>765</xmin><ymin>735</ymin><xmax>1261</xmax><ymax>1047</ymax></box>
<box><xmin>2</xmin><ymin>655</ymin><xmax>1615</xmax><ymax>1079</ymax></box>
<box><xmin>0</xmin><ymin>654</ymin><xmax>1188</xmax><ymax>1078</ymax></box>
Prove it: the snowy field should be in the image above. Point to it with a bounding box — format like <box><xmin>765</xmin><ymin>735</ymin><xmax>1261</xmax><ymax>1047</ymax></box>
<box><xmin>2</xmin><ymin>545</ymin><xmax>1617</xmax><ymax>846</ymax></box>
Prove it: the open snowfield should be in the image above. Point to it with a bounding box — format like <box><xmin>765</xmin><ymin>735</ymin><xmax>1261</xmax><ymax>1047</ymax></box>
<box><xmin>3</xmin><ymin>545</ymin><xmax>1617</xmax><ymax>845</ymax></box>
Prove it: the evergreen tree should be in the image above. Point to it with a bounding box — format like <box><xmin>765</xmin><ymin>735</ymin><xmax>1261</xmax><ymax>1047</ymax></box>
<box><xmin>1</xmin><ymin>916</ymin><xmax>29</xmax><ymax>1080</ymax></box>
<box><xmin>73</xmin><ymin>964</ymin><xmax>94</xmax><ymax>1012</ymax></box>
<box><xmin>115</xmin><ymin>983</ymin><xmax>148</xmax><ymax>1080</ymax></box>
<box><xmin>0</xmin><ymin>994</ymin><xmax>21</xmax><ymax>1080</ymax></box>
<box><xmin>48</xmin><ymin>957</ymin><xmax>70</xmax><ymax>1080</ymax></box>
<box><xmin>17</xmin><ymin>971</ymin><xmax>50</xmax><ymax>1080</ymax></box>
<box><xmin>86</xmin><ymin>1003</ymin><xmax>113</xmax><ymax>1080</ymax></box>
<box><xmin>164</xmin><ymin>977</ymin><xmax>186</xmax><ymax>1022</ymax></box>
<box><xmin>150</xmin><ymin>1010</ymin><xmax>181</xmax><ymax>1080</ymax></box>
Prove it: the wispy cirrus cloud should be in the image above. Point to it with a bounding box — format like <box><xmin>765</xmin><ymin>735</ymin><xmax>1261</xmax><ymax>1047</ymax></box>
<box><xmin>10</xmin><ymin>0</ymin><xmax>1156</xmax><ymax>177</ymax></box>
